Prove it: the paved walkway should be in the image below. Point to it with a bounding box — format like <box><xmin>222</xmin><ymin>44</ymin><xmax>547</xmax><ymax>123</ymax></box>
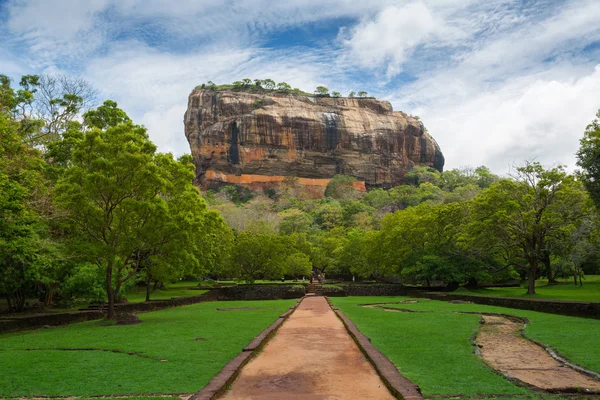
<box><xmin>220</xmin><ymin>296</ymin><xmax>395</xmax><ymax>399</ymax></box>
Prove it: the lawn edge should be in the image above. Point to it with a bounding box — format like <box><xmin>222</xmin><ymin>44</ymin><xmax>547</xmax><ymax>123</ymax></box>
<box><xmin>326</xmin><ymin>296</ymin><xmax>424</xmax><ymax>400</ymax></box>
<box><xmin>188</xmin><ymin>297</ymin><xmax>304</xmax><ymax>400</ymax></box>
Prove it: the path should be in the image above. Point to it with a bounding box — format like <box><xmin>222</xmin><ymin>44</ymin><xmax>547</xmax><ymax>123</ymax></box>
<box><xmin>220</xmin><ymin>296</ymin><xmax>395</xmax><ymax>399</ymax></box>
<box><xmin>477</xmin><ymin>315</ymin><xmax>600</xmax><ymax>391</ymax></box>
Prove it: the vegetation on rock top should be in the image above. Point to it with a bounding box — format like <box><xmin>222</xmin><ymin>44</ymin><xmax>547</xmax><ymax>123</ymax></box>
<box><xmin>195</xmin><ymin>78</ymin><xmax>371</xmax><ymax>98</ymax></box>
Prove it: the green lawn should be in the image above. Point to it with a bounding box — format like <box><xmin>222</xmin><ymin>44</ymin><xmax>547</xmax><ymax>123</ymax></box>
<box><xmin>0</xmin><ymin>299</ymin><xmax>295</xmax><ymax>396</ymax></box>
<box><xmin>454</xmin><ymin>275</ymin><xmax>600</xmax><ymax>302</ymax></box>
<box><xmin>124</xmin><ymin>283</ymin><xmax>208</xmax><ymax>303</ymax></box>
<box><xmin>331</xmin><ymin>296</ymin><xmax>600</xmax><ymax>398</ymax></box>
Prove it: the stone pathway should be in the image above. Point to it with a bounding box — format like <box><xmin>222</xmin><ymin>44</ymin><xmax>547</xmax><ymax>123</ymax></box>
<box><xmin>478</xmin><ymin>315</ymin><xmax>600</xmax><ymax>392</ymax></box>
<box><xmin>220</xmin><ymin>296</ymin><xmax>395</xmax><ymax>399</ymax></box>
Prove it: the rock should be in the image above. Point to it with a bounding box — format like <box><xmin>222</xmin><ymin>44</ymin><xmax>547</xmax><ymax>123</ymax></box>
<box><xmin>184</xmin><ymin>90</ymin><xmax>444</xmax><ymax>196</ymax></box>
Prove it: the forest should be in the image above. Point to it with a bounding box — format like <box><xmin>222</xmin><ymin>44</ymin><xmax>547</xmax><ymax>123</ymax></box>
<box><xmin>2</xmin><ymin>73</ymin><xmax>600</xmax><ymax>318</ymax></box>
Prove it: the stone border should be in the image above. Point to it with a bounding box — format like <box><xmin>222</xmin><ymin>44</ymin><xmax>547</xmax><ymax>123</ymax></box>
<box><xmin>189</xmin><ymin>297</ymin><xmax>304</xmax><ymax>400</ymax></box>
<box><xmin>0</xmin><ymin>291</ymin><xmax>218</xmax><ymax>334</ymax></box>
<box><xmin>409</xmin><ymin>291</ymin><xmax>600</xmax><ymax>319</ymax></box>
<box><xmin>326</xmin><ymin>297</ymin><xmax>423</xmax><ymax>400</ymax></box>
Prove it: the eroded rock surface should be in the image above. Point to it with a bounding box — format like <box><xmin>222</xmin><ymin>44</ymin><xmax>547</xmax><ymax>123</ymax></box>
<box><xmin>184</xmin><ymin>89</ymin><xmax>444</xmax><ymax>195</ymax></box>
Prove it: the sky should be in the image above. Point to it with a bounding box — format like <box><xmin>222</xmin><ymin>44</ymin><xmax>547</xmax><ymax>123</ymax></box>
<box><xmin>1</xmin><ymin>0</ymin><xmax>599</xmax><ymax>175</ymax></box>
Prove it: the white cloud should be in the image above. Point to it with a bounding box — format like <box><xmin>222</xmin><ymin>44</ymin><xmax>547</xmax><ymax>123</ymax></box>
<box><xmin>341</xmin><ymin>3</ymin><xmax>438</xmax><ymax>78</ymax></box>
<box><xmin>399</xmin><ymin>65</ymin><xmax>600</xmax><ymax>173</ymax></box>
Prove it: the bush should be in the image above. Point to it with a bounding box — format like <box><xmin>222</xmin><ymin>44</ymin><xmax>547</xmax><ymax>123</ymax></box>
<box><xmin>61</xmin><ymin>263</ymin><xmax>106</xmax><ymax>304</ymax></box>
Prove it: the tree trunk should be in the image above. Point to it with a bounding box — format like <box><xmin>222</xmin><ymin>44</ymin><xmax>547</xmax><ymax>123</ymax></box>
<box><xmin>5</xmin><ymin>293</ymin><xmax>12</xmax><ymax>313</ymax></box>
<box><xmin>106</xmin><ymin>260</ymin><xmax>115</xmax><ymax>320</ymax></box>
<box><xmin>145</xmin><ymin>275</ymin><xmax>151</xmax><ymax>302</ymax></box>
<box><xmin>542</xmin><ymin>252</ymin><xmax>555</xmax><ymax>283</ymax></box>
<box><xmin>574</xmin><ymin>274</ymin><xmax>578</xmax><ymax>286</ymax></box>
<box><xmin>14</xmin><ymin>289</ymin><xmax>25</xmax><ymax>312</ymax></box>
<box><xmin>579</xmin><ymin>275</ymin><xmax>583</xmax><ymax>287</ymax></box>
<box><xmin>527</xmin><ymin>259</ymin><xmax>537</xmax><ymax>295</ymax></box>
<box><xmin>464</xmin><ymin>277</ymin><xmax>479</xmax><ymax>289</ymax></box>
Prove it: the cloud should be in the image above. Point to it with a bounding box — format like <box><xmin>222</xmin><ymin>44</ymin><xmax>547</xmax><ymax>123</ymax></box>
<box><xmin>341</xmin><ymin>3</ymin><xmax>438</xmax><ymax>78</ymax></box>
<box><xmin>398</xmin><ymin>65</ymin><xmax>600</xmax><ymax>173</ymax></box>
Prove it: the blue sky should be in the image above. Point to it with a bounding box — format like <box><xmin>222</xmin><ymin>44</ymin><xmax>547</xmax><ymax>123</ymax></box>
<box><xmin>1</xmin><ymin>0</ymin><xmax>599</xmax><ymax>174</ymax></box>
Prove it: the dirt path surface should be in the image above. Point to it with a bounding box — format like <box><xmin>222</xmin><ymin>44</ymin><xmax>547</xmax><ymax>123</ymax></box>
<box><xmin>220</xmin><ymin>296</ymin><xmax>395</xmax><ymax>400</ymax></box>
<box><xmin>477</xmin><ymin>315</ymin><xmax>600</xmax><ymax>391</ymax></box>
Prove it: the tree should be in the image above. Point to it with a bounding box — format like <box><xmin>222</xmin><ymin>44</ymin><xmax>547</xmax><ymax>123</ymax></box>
<box><xmin>230</xmin><ymin>232</ymin><xmax>289</xmax><ymax>282</ymax></box>
<box><xmin>576</xmin><ymin>109</ymin><xmax>600</xmax><ymax>209</ymax></box>
<box><xmin>276</xmin><ymin>82</ymin><xmax>292</xmax><ymax>92</ymax></box>
<box><xmin>242</xmin><ymin>78</ymin><xmax>252</xmax><ymax>87</ymax></box>
<box><xmin>0</xmin><ymin>106</ymin><xmax>56</xmax><ymax>311</ymax></box>
<box><xmin>262</xmin><ymin>79</ymin><xmax>276</xmax><ymax>90</ymax></box>
<box><xmin>254</xmin><ymin>79</ymin><xmax>263</xmax><ymax>88</ymax></box>
<box><xmin>54</xmin><ymin>112</ymin><xmax>222</xmax><ymax>318</ymax></box>
<box><xmin>469</xmin><ymin>162</ymin><xmax>585</xmax><ymax>294</ymax></box>
<box><xmin>83</xmin><ymin>100</ymin><xmax>131</xmax><ymax>130</ymax></box>
<box><xmin>33</xmin><ymin>74</ymin><xmax>98</xmax><ymax>144</ymax></box>
<box><xmin>314</xmin><ymin>86</ymin><xmax>329</xmax><ymax>96</ymax></box>
<box><xmin>358</xmin><ymin>91</ymin><xmax>368</xmax><ymax>97</ymax></box>
<box><xmin>324</xmin><ymin>175</ymin><xmax>361</xmax><ymax>200</ymax></box>
<box><xmin>348</xmin><ymin>91</ymin><xmax>356</xmax><ymax>98</ymax></box>
<box><xmin>284</xmin><ymin>252</ymin><xmax>312</xmax><ymax>280</ymax></box>
<box><xmin>332</xmin><ymin>91</ymin><xmax>341</xmax><ymax>98</ymax></box>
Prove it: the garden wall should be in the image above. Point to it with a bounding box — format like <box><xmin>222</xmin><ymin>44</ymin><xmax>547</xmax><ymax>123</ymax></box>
<box><xmin>411</xmin><ymin>292</ymin><xmax>600</xmax><ymax>319</ymax></box>
<box><xmin>214</xmin><ymin>285</ymin><xmax>305</xmax><ymax>300</ymax></box>
<box><xmin>0</xmin><ymin>290</ymin><xmax>217</xmax><ymax>334</ymax></box>
<box><xmin>339</xmin><ymin>284</ymin><xmax>409</xmax><ymax>297</ymax></box>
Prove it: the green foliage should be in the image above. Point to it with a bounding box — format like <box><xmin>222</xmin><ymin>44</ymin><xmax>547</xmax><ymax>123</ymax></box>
<box><xmin>219</xmin><ymin>184</ymin><xmax>254</xmax><ymax>204</ymax></box>
<box><xmin>357</xmin><ymin>91</ymin><xmax>368</xmax><ymax>97</ymax></box>
<box><xmin>324</xmin><ymin>174</ymin><xmax>361</xmax><ymax>200</ymax></box>
<box><xmin>468</xmin><ymin>162</ymin><xmax>587</xmax><ymax>294</ymax></box>
<box><xmin>284</xmin><ymin>252</ymin><xmax>312</xmax><ymax>279</ymax></box>
<box><xmin>348</xmin><ymin>91</ymin><xmax>356</xmax><ymax>98</ymax></box>
<box><xmin>53</xmin><ymin>109</ymin><xmax>229</xmax><ymax>317</ymax></box>
<box><xmin>577</xmin><ymin>109</ymin><xmax>600</xmax><ymax>209</ymax></box>
<box><xmin>331</xmin><ymin>91</ymin><xmax>341</xmax><ymax>98</ymax></box>
<box><xmin>314</xmin><ymin>86</ymin><xmax>329</xmax><ymax>96</ymax></box>
<box><xmin>83</xmin><ymin>100</ymin><xmax>130</xmax><ymax>129</ymax></box>
<box><xmin>230</xmin><ymin>232</ymin><xmax>291</xmax><ymax>283</ymax></box>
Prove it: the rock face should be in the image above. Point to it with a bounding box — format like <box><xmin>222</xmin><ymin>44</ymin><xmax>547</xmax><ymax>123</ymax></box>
<box><xmin>184</xmin><ymin>89</ymin><xmax>444</xmax><ymax>195</ymax></box>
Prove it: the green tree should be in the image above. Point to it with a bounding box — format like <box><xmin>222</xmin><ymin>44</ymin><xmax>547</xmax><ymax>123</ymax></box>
<box><xmin>332</xmin><ymin>91</ymin><xmax>341</xmax><ymax>98</ymax></box>
<box><xmin>230</xmin><ymin>232</ymin><xmax>289</xmax><ymax>282</ymax></box>
<box><xmin>284</xmin><ymin>252</ymin><xmax>312</xmax><ymax>280</ymax></box>
<box><xmin>348</xmin><ymin>91</ymin><xmax>356</xmax><ymax>98</ymax></box>
<box><xmin>357</xmin><ymin>91</ymin><xmax>368</xmax><ymax>97</ymax></box>
<box><xmin>83</xmin><ymin>100</ymin><xmax>131</xmax><ymax>130</ymax></box>
<box><xmin>576</xmin><ymin>109</ymin><xmax>600</xmax><ymax>209</ymax></box>
<box><xmin>276</xmin><ymin>82</ymin><xmax>292</xmax><ymax>92</ymax></box>
<box><xmin>54</xmin><ymin>116</ymin><xmax>220</xmax><ymax>318</ymax></box>
<box><xmin>262</xmin><ymin>79</ymin><xmax>276</xmax><ymax>90</ymax></box>
<box><xmin>324</xmin><ymin>175</ymin><xmax>361</xmax><ymax>200</ymax></box>
<box><xmin>314</xmin><ymin>86</ymin><xmax>329</xmax><ymax>96</ymax></box>
<box><xmin>468</xmin><ymin>163</ymin><xmax>585</xmax><ymax>294</ymax></box>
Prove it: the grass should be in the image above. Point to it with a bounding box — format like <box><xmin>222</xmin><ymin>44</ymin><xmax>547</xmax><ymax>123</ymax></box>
<box><xmin>331</xmin><ymin>296</ymin><xmax>600</xmax><ymax>398</ymax></box>
<box><xmin>124</xmin><ymin>283</ymin><xmax>207</xmax><ymax>303</ymax></box>
<box><xmin>455</xmin><ymin>275</ymin><xmax>600</xmax><ymax>302</ymax></box>
<box><xmin>0</xmin><ymin>299</ymin><xmax>295</xmax><ymax>396</ymax></box>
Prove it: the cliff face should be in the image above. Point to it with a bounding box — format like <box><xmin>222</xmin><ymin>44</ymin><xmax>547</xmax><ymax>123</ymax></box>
<box><xmin>184</xmin><ymin>89</ymin><xmax>444</xmax><ymax>194</ymax></box>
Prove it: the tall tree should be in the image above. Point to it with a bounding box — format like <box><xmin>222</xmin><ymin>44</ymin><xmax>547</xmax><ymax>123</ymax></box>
<box><xmin>469</xmin><ymin>162</ymin><xmax>584</xmax><ymax>294</ymax></box>
<box><xmin>576</xmin><ymin>109</ymin><xmax>600</xmax><ymax>209</ymax></box>
<box><xmin>54</xmin><ymin>113</ymin><xmax>222</xmax><ymax>318</ymax></box>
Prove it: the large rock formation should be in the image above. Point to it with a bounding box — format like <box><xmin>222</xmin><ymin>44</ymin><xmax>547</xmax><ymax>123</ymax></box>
<box><xmin>184</xmin><ymin>89</ymin><xmax>444</xmax><ymax>195</ymax></box>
